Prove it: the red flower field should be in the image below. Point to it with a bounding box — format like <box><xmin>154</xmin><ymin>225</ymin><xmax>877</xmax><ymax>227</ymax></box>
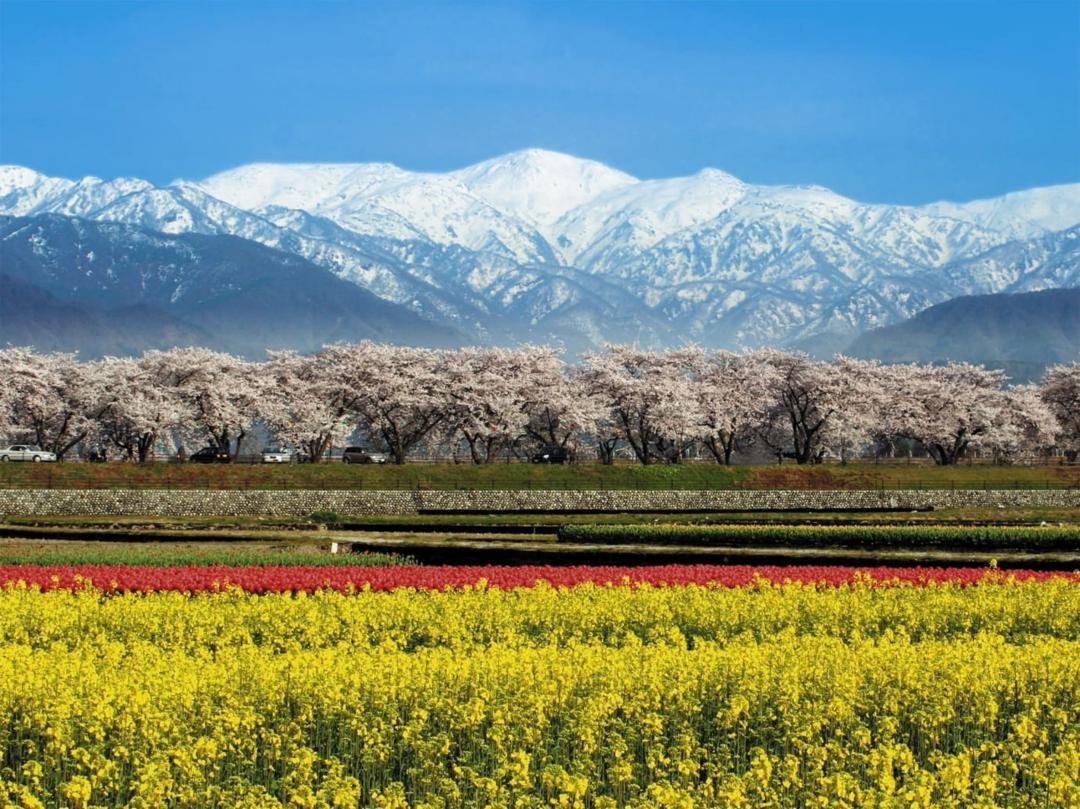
<box><xmin>1</xmin><ymin>563</ymin><xmax>1075</xmax><ymax>593</ymax></box>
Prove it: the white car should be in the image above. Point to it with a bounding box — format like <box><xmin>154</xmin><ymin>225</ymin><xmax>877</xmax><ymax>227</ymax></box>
<box><xmin>261</xmin><ymin>447</ymin><xmax>296</xmax><ymax>463</ymax></box>
<box><xmin>0</xmin><ymin>445</ymin><xmax>58</xmax><ymax>462</ymax></box>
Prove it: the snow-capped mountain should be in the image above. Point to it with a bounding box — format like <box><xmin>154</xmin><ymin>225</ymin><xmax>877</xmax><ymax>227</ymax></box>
<box><xmin>2</xmin><ymin>151</ymin><xmax>1078</xmax><ymax>353</ymax></box>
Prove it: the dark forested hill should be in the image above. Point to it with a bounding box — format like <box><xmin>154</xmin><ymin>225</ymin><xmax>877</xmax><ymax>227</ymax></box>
<box><xmin>846</xmin><ymin>288</ymin><xmax>1080</xmax><ymax>381</ymax></box>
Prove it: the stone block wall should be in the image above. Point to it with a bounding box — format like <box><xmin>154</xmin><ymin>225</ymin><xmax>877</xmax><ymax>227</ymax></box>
<box><xmin>0</xmin><ymin>488</ymin><xmax>1077</xmax><ymax>517</ymax></box>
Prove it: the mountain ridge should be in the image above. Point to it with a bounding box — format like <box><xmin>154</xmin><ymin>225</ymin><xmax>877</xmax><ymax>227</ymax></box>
<box><xmin>2</xmin><ymin>151</ymin><xmax>1079</xmax><ymax>352</ymax></box>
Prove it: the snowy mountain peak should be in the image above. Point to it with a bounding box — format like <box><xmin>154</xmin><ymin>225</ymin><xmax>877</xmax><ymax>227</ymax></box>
<box><xmin>692</xmin><ymin>166</ymin><xmax>743</xmax><ymax>184</ymax></box>
<box><xmin>450</xmin><ymin>148</ymin><xmax>638</xmax><ymax>228</ymax></box>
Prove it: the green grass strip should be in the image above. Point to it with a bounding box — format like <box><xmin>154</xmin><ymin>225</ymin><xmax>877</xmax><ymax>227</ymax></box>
<box><xmin>0</xmin><ymin>546</ymin><xmax>413</xmax><ymax>567</ymax></box>
<box><xmin>558</xmin><ymin>523</ymin><xmax>1080</xmax><ymax>551</ymax></box>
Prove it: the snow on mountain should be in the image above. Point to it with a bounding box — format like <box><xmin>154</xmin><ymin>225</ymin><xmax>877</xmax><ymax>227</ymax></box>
<box><xmin>449</xmin><ymin>148</ymin><xmax>637</xmax><ymax>237</ymax></box>
<box><xmin>923</xmin><ymin>183</ymin><xmax>1080</xmax><ymax>239</ymax></box>
<box><xmin>851</xmin><ymin>206</ymin><xmax>1006</xmax><ymax>270</ymax></box>
<box><xmin>194</xmin><ymin>162</ymin><xmax>404</xmax><ymax>212</ymax></box>
<box><xmin>555</xmin><ymin>168</ymin><xmax>748</xmax><ymax>269</ymax></box>
<box><xmin>330</xmin><ymin>173</ymin><xmax>560</xmax><ymax>265</ymax></box>
<box><xmin>197</xmin><ymin>157</ymin><xmax>564</xmax><ymax>265</ymax></box>
<box><xmin>941</xmin><ymin>224</ymin><xmax>1080</xmax><ymax>295</ymax></box>
<box><xmin>2</xmin><ymin>152</ymin><xmax>1079</xmax><ymax>352</ymax></box>
<box><xmin>556</xmin><ymin>170</ymin><xmax>1008</xmax><ymax>289</ymax></box>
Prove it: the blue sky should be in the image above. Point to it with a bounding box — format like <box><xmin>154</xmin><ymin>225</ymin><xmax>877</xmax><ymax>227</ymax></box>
<box><xmin>1</xmin><ymin>1</ymin><xmax>1077</xmax><ymax>204</ymax></box>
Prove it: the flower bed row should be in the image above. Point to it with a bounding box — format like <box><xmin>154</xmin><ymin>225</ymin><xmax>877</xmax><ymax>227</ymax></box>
<box><xmin>2</xmin><ymin>563</ymin><xmax>1076</xmax><ymax>593</ymax></box>
<box><xmin>558</xmin><ymin>522</ymin><xmax>1080</xmax><ymax>550</ymax></box>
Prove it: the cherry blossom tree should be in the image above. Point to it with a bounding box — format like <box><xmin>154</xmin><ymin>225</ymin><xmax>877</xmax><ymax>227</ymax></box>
<box><xmin>820</xmin><ymin>357</ymin><xmax>890</xmax><ymax>464</ymax></box>
<box><xmin>987</xmin><ymin>384</ymin><xmax>1060</xmax><ymax>462</ymax></box>
<box><xmin>93</xmin><ymin>356</ymin><xmax>185</xmax><ymax>462</ymax></box>
<box><xmin>0</xmin><ymin>348</ymin><xmax>102</xmax><ymax>459</ymax></box>
<box><xmin>257</xmin><ymin>351</ymin><xmax>352</xmax><ymax>462</ymax></box>
<box><xmin>568</xmin><ymin>363</ymin><xmax>623</xmax><ymax>464</ymax></box>
<box><xmin>1041</xmin><ymin>363</ymin><xmax>1080</xmax><ymax>458</ymax></box>
<box><xmin>444</xmin><ymin>347</ymin><xmax>534</xmax><ymax>463</ymax></box>
<box><xmin>577</xmin><ymin>346</ymin><xmax>702</xmax><ymax>464</ymax></box>
<box><xmin>0</xmin><ymin>358</ymin><xmax>13</xmax><ymax>438</ymax></box>
<box><xmin>3</xmin><ymin>342</ymin><xmax>1071</xmax><ymax>467</ymax></box>
<box><xmin>145</xmin><ymin>348</ymin><xmax>264</xmax><ymax>457</ymax></box>
<box><xmin>321</xmin><ymin>342</ymin><xmax>450</xmax><ymax>464</ymax></box>
<box><xmin>689</xmin><ymin>349</ymin><xmax>780</xmax><ymax>465</ymax></box>
<box><xmin>520</xmin><ymin>348</ymin><xmax>590</xmax><ymax>456</ymax></box>
<box><xmin>756</xmin><ymin>352</ymin><xmax>878</xmax><ymax>464</ymax></box>
<box><xmin>887</xmin><ymin>362</ymin><xmax>1009</xmax><ymax>465</ymax></box>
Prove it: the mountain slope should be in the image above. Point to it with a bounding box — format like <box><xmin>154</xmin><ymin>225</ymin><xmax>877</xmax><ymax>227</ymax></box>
<box><xmin>0</xmin><ymin>214</ymin><xmax>461</xmax><ymax>356</ymax></box>
<box><xmin>0</xmin><ymin>273</ymin><xmax>213</xmax><ymax>357</ymax></box>
<box><xmin>846</xmin><ymin>287</ymin><xmax>1080</xmax><ymax>381</ymax></box>
<box><xmin>939</xmin><ymin>225</ymin><xmax>1080</xmax><ymax>294</ymax></box>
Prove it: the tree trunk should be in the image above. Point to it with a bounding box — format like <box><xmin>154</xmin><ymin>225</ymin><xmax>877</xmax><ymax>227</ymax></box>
<box><xmin>617</xmin><ymin>411</ymin><xmax>653</xmax><ymax>465</ymax></box>
<box><xmin>463</xmin><ymin>433</ymin><xmax>486</xmax><ymax>464</ymax></box>
<box><xmin>137</xmin><ymin>432</ymin><xmax>155</xmax><ymax>463</ymax></box>
<box><xmin>303</xmin><ymin>435</ymin><xmax>332</xmax><ymax>463</ymax></box>
<box><xmin>597</xmin><ymin>437</ymin><xmax>618</xmax><ymax>465</ymax></box>
<box><xmin>232</xmin><ymin>428</ymin><xmax>247</xmax><ymax>460</ymax></box>
<box><xmin>704</xmin><ymin>437</ymin><xmax>724</xmax><ymax>464</ymax></box>
<box><xmin>56</xmin><ymin>431</ymin><xmax>86</xmax><ymax>462</ymax></box>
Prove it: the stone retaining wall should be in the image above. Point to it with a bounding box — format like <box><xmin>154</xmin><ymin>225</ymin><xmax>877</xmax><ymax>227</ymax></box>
<box><xmin>0</xmin><ymin>488</ymin><xmax>1077</xmax><ymax>517</ymax></box>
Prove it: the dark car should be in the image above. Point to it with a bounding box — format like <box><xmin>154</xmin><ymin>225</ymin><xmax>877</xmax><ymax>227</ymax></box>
<box><xmin>190</xmin><ymin>446</ymin><xmax>231</xmax><ymax>463</ymax></box>
<box><xmin>531</xmin><ymin>445</ymin><xmax>569</xmax><ymax>464</ymax></box>
<box><xmin>342</xmin><ymin>447</ymin><xmax>389</xmax><ymax>464</ymax></box>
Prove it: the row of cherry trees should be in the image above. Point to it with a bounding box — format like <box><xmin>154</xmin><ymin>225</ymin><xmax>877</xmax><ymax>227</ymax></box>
<box><xmin>0</xmin><ymin>344</ymin><xmax>1077</xmax><ymax>465</ymax></box>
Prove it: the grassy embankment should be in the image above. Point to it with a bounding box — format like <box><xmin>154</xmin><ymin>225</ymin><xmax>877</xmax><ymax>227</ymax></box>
<box><xmin>1</xmin><ymin>460</ymin><xmax>1076</xmax><ymax>490</ymax></box>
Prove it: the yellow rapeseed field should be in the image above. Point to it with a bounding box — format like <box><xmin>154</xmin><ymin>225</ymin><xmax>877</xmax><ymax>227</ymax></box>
<box><xmin>1</xmin><ymin>579</ymin><xmax>1079</xmax><ymax>808</ymax></box>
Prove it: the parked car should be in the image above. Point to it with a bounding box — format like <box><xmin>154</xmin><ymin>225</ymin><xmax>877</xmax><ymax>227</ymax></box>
<box><xmin>0</xmin><ymin>445</ymin><xmax>57</xmax><ymax>463</ymax></box>
<box><xmin>531</xmin><ymin>445</ymin><xmax>569</xmax><ymax>464</ymax></box>
<box><xmin>189</xmin><ymin>446</ymin><xmax>231</xmax><ymax>464</ymax></box>
<box><xmin>261</xmin><ymin>447</ymin><xmax>296</xmax><ymax>463</ymax></box>
<box><xmin>342</xmin><ymin>447</ymin><xmax>389</xmax><ymax>464</ymax></box>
